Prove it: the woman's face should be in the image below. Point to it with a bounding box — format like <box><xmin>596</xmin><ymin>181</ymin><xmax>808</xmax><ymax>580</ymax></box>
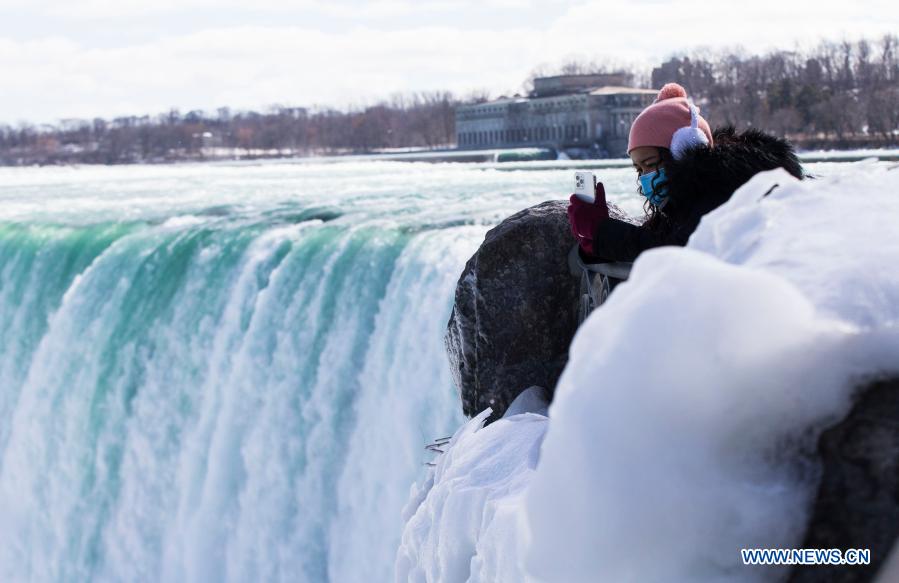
<box><xmin>630</xmin><ymin>146</ymin><xmax>663</xmax><ymax>176</ymax></box>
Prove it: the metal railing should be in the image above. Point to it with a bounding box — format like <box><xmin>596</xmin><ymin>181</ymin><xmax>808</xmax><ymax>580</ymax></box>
<box><xmin>568</xmin><ymin>245</ymin><xmax>633</xmax><ymax>325</ymax></box>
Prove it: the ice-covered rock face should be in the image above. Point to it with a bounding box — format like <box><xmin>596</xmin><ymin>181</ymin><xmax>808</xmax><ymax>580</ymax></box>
<box><xmin>527</xmin><ymin>163</ymin><xmax>899</xmax><ymax>582</ymax></box>
<box><xmin>444</xmin><ymin>200</ymin><xmax>580</xmax><ymax>422</ymax></box>
<box><xmin>399</xmin><ymin>163</ymin><xmax>899</xmax><ymax>583</ymax></box>
<box><xmin>395</xmin><ymin>408</ymin><xmax>548</xmax><ymax>583</ymax></box>
<box><xmin>791</xmin><ymin>377</ymin><xmax>899</xmax><ymax>583</ymax></box>
<box><xmin>445</xmin><ymin>199</ymin><xmax>633</xmax><ymax>422</ymax></box>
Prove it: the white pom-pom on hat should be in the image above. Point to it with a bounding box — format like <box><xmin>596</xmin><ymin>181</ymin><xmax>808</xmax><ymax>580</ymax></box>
<box><xmin>670</xmin><ymin>101</ymin><xmax>710</xmax><ymax>160</ymax></box>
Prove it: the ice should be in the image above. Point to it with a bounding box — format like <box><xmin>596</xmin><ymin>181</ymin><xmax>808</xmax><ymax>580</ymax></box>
<box><xmin>398</xmin><ymin>162</ymin><xmax>899</xmax><ymax>582</ymax></box>
<box><xmin>395</xmin><ymin>408</ymin><xmax>548</xmax><ymax>583</ymax></box>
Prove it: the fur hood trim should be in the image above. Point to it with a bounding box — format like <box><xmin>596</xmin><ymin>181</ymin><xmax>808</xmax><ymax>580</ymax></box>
<box><xmin>665</xmin><ymin>126</ymin><xmax>804</xmax><ymax>209</ymax></box>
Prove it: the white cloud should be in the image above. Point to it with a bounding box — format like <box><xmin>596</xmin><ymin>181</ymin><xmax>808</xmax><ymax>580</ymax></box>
<box><xmin>0</xmin><ymin>26</ymin><xmax>545</xmax><ymax>122</ymax></box>
<box><xmin>0</xmin><ymin>0</ymin><xmax>896</xmax><ymax>123</ymax></box>
<box><xmin>550</xmin><ymin>0</ymin><xmax>898</xmax><ymax>61</ymax></box>
<box><xmin>0</xmin><ymin>0</ymin><xmax>568</xmax><ymax>22</ymax></box>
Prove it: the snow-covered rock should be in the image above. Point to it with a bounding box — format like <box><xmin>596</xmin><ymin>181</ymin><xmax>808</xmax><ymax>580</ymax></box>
<box><xmin>398</xmin><ymin>162</ymin><xmax>899</xmax><ymax>583</ymax></box>
<box><xmin>791</xmin><ymin>377</ymin><xmax>899</xmax><ymax>583</ymax></box>
<box><xmin>395</xmin><ymin>408</ymin><xmax>547</xmax><ymax>583</ymax></box>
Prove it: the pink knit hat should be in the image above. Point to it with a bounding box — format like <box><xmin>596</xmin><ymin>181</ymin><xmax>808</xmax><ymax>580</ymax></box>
<box><xmin>627</xmin><ymin>83</ymin><xmax>713</xmax><ymax>157</ymax></box>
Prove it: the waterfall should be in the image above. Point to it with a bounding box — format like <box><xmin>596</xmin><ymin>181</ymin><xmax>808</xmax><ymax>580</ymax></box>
<box><xmin>0</xmin><ymin>155</ymin><xmax>735</xmax><ymax>581</ymax></box>
<box><xmin>0</xmin><ymin>214</ymin><xmax>482</xmax><ymax>582</ymax></box>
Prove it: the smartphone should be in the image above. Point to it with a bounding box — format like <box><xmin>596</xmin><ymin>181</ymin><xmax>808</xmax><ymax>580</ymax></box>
<box><xmin>574</xmin><ymin>171</ymin><xmax>596</xmax><ymax>203</ymax></box>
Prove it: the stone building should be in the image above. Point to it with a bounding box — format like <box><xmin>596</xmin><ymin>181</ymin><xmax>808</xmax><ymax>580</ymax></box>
<box><xmin>456</xmin><ymin>74</ymin><xmax>657</xmax><ymax>157</ymax></box>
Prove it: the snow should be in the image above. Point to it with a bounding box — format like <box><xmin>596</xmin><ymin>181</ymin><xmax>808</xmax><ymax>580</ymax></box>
<box><xmin>395</xmin><ymin>408</ymin><xmax>547</xmax><ymax>583</ymax></box>
<box><xmin>396</xmin><ymin>161</ymin><xmax>899</xmax><ymax>582</ymax></box>
<box><xmin>799</xmin><ymin>148</ymin><xmax>899</xmax><ymax>161</ymax></box>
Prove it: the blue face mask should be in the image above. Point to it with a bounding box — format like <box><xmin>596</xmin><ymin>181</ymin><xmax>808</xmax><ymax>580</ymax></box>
<box><xmin>638</xmin><ymin>167</ymin><xmax>669</xmax><ymax>207</ymax></box>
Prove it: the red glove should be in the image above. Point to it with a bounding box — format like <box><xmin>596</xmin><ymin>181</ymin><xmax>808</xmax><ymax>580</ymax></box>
<box><xmin>567</xmin><ymin>182</ymin><xmax>609</xmax><ymax>256</ymax></box>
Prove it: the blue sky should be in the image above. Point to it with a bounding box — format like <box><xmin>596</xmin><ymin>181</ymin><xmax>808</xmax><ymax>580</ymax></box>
<box><xmin>0</xmin><ymin>0</ymin><xmax>896</xmax><ymax>123</ymax></box>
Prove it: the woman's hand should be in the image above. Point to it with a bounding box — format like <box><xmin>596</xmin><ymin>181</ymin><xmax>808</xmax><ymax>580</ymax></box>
<box><xmin>567</xmin><ymin>182</ymin><xmax>609</xmax><ymax>256</ymax></box>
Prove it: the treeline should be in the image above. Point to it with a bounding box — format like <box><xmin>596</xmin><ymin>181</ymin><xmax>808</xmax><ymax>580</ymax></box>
<box><xmin>1</xmin><ymin>35</ymin><xmax>897</xmax><ymax>165</ymax></box>
<box><xmin>0</xmin><ymin>92</ymin><xmax>457</xmax><ymax>165</ymax></box>
<box><xmin>651</xmin><ymin>35</ymin><xmax>899</xmax><ymax>148</ymax></box>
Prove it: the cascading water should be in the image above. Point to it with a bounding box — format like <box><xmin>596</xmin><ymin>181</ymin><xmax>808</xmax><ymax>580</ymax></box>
<box><xmin>0</xmin><ymin>158</ymin><xmax>836</xmax><ymax>581</ymax></box>
<box><xmin>0</xmin><ymin>213</ymin><xmax>481</xmax><ymax>582</ymax></box>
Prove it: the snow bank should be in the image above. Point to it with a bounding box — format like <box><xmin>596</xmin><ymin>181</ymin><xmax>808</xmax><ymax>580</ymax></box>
<box><xmin>395</xmin><ymin>406</ymin><xmax>547</xmax><ymax>583</ymax></box>
<box><xmin>397</xmin><ymin>162</ymin><xmax>899</xmax><ymax>582</ymax></box>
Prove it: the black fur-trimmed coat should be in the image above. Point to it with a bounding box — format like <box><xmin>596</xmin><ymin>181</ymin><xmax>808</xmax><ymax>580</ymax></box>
<box><xmin>590</xmin><ymin>126</ymin><xmax>804</xmax><ymax>262</ymax></box>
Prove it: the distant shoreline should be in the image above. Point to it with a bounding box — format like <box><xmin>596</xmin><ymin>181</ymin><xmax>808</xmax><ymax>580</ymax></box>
<box><xmin>2</xmin><ymin>145</ymin><xmax>899</xmax><ymax>170</ymax></box>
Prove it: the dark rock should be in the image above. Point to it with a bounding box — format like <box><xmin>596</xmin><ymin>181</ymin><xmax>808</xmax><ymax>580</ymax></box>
<box><xmin>444</xmin><ymin>200</ymin><xmax>578</xmax><ymax>422</ymax></box>
<box><xmin>790</xmin><ymin>378</ymin><xmax>899</xmax><ymax>583</ymax></box>
<box><xmin>444</xmin><ymin>200</ymin><xmax>632</xmax><ymax>422</ymax></box>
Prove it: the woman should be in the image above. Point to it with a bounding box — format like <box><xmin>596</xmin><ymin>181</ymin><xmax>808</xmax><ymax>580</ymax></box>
<box><xmin>568</xmin><ymin>83</ymin><xmax>804</xmax><ymax>262</ymax></box>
